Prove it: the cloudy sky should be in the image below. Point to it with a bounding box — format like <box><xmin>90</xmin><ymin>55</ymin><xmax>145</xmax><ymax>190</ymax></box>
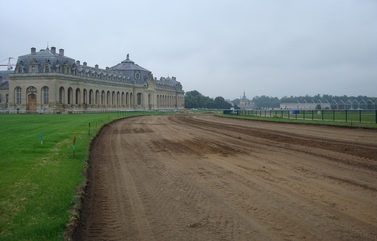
<box><xmin>1</xmin><ymin>0</ymin><xmax>376</xmax><ymax>100</ymax></box>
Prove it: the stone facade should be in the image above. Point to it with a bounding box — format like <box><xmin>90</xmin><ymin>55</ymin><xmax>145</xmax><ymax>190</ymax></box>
<box><xmin>239</xmin><ymin>91</ymin><xmax>256</xmax><ymax>109</ymax></box>
<box><xmin>1</xmin><ymin>47</ymin><xmax>184</xmax><ymax>113</ymax></box>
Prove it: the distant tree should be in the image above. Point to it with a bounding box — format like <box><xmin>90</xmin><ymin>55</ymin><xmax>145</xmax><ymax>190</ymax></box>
<box><xmin>214</xmin><ymin>96</ymin><xmax>232</xmax><ymax>109</ymax></box>
<box><xmin>232</xmin><ymin>98</ymin><xmax>240</xmax><ymax>105</ymax></box>
<box><xmin>184</xmin><ymin>90</ymin><xmax>231</xmax><ymax>109</ymax></box>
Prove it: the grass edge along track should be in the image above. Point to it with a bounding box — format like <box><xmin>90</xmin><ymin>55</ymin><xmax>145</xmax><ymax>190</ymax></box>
<box><xmin>0</xmin><ymin>111</ymin><xmax>170</xmax><ymax>241</ymax></box>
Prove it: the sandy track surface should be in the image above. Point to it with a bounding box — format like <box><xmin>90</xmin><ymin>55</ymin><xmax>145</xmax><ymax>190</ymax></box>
<box><xmin>72</xmin><ymin>114</ymin><xmax>377</xmax><ymax>241</ymax></box>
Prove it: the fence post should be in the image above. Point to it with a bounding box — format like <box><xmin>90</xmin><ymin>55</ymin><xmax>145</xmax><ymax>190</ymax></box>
<box><xmin>345</xmin><ymin>110</ymin><xmax>348</xmax><ymax>122</ymax></box>
<box><xmin>359</xmin><ymin>110</ymin><xmax>361</xmax><ymax>123</ymax></box>
<box><xmin>312</xmin><ymin>110</ymin><xmax>314</xmax><ymax>120</ymax></box>
<box><xmin>375</xmin><ymin>110</ymin><xmax>377</xmax><ymax>124</ymax></box>
<box><xmin>333</xmin><ymin>110</ymin><xmax>335</xmax><ymax>122</ymax></box>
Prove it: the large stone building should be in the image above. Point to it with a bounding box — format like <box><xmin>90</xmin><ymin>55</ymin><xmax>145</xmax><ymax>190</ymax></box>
<box><xmin>0</xmin><ymin>46</ymin><xmax>184</xmax><ymax>113</ymax></box>
<box><xmin>238</xmin><ymin>91</ymin><xmax>257</xmax><ymax>109</ymax></box>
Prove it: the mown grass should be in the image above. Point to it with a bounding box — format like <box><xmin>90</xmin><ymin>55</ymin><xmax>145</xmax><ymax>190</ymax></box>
<box><xmin>0</xmin><ymin>111</ymin><xmax>165</xmax><ymax>241</ymax></box>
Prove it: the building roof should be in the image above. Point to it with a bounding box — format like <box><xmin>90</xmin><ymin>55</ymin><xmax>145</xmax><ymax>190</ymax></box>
<box><xmin>0</xmin><ymin>70</ymin><xmax>12</xmax><ymax>83</ymax></box>
<box><xmin>111</xmin><ymin>54</ymin><xmax>151</xmax><ymax>73</ymax></box>
<box><xmin>0</xmin><ymin>80</ymin><xmax>9</xmax><ymax>90</ymax></box>
<box><xmin>110</xmin><ymin>54</ymin><xmax>152</xmax><ymax>84</ymax></box>
<box><xmin>16</xmin><ymin>47</ymin><xmax>76</xmax><ymax>73</ymax></box>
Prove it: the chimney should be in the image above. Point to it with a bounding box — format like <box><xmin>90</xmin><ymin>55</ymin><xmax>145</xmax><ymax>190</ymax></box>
<box><xmin>51</xmin><ymin>46</ymin><xmax>56</xmax><ymax>54</ymax></box>
<box><xmin>31</xmin><ymin>47</ymin><xmax>36</xmax><ymax>54</ymax></box>
<box><xmin>83</xmin><ymin>62</ymin><xmax>87</xmax><ymax>67</ymax></box>
<box><xmin>76</xmin><ymin>60</ymin><xmax>80</xmax><ymax>66</ymax></box>
<box><xmin>95</xmin><ymin>64</ymin><xmax>99</xmax><ymax>69</ymax></box>
<box><xmin>59</xmin><ymin>48</ymin><xmax>64</xmax><ymax>56</ymax></box>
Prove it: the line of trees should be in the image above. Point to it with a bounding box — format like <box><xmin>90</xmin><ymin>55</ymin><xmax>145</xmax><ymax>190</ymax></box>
<box><xmin>184</xmin><ymin>91</ymin><xmax>376</xmax><ymax>109</ymax></box>
<box><xmin>184</xmin><ymin>90</ymin><xmax>232</xmax><ymax>109</ymax></box>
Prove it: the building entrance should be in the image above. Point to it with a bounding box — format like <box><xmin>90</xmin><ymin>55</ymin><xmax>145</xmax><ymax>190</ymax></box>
<box><xmin>27</xmin><ymin>94</ymin><xmax>37</xmax><ymax>112</ymax></box>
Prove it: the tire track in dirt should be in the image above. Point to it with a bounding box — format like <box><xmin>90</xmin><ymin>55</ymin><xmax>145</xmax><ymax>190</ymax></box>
<box><xmin>71</xmin><ymin>114</ymin><xmax>377</xmax><ymax>241</ymax></box>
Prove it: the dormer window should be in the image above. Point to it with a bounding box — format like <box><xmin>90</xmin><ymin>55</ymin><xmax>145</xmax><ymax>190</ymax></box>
<box><xmin>31</xmin><ymin>65</ymin><xmax>36</xmax><ymax>73</ymax></box>
<box><xmin>44</xmin><ymin>64</ymin><xmax>50</xmax><ymax>73</ymax></box>
<box><xmin>135</xmin><ymin>71</ymin><xmax>140</xmax><ymax>80</ymax></box>
<box><xmin>63</xmin><ymin>61</ymin><xmax>70</xmax><ymax>74</ymax></box>
<box><xmin>56</xmin><ymin>62</ymin><xmax>61</xmax><ymax>73</ymax></box>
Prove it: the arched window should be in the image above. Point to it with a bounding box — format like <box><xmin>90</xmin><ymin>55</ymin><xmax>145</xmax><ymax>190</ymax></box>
<box><xmin>43</xmin><ymin>86</ymin><xmax>49</xmax><ymax>104</ymax></box>
<box><xmin>15</xmin><ymin>87</ymin><xmax>22</xmax><ymax>104</ymax></box>
<box><xmin>107</xmin><ymin>91</ymin><xmax>110</xmax><ymax>106</ymax></box>
<box><xmin>137</xmin><ymin>93</ymin><xmax>142</xmax><ymax>105</ymax></box>
<box><xmin>83</xmin><ymin>89</ymin><xmax>87</xmax><ymax>104</ymax></box>
<box><xmin>44</xmin><ymin>64</ymin><xmax>50</xmax><ymax>73</ymax></box>
<box><xmin>101</xmin><ymin>90</ymin><xmax>105</xmax><ymax>105</ymax></box>
<box><xmin>95</xmin><ymin>90</ymin><xmax>100</xmax><ymax>105</ymax></box>
<box><xmin>68</xmin><ymin>87</ymin><xmax>73</xmax><ymax>104</ymax></box>
<box><xmin>76</xmin><ymin>88</ymin><xmax>81</xmax><ymax>105</ymax></box>
<box><xmin>59</xmin><ymin>87</ymin><xmax>65</xmax><ymax>104</ymax></box>
<box><xmin>89</xmin><ymin>89</ymin><xmax>93</xmax><ymax>105</ymax></box>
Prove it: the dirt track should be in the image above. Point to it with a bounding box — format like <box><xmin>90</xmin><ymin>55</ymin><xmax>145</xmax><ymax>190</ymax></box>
<box><xmin>72</xmin><ymin>114</ymin><xmax>377</xmax><ymax>241</ymax></box>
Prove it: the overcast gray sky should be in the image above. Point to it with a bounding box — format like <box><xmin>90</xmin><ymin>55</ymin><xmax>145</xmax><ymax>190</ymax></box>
<box><xmin>1</xmin><ymin>0</ymin><xmax>376</xmax><ymax>100</ymax></box>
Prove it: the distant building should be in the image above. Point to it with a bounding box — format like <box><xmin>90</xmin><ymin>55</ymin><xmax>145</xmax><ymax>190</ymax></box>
<box><xmin>0</xmin><ymin>47</ymin><xmax>184</xmax><ymax>113</ymax></box>
<box><xmin>280</xmin><ymin>103</ymin><xmax>331</xmax><ymax>110</ymax></box>
<box><xmin>239</xmin><ymin>91</ymin><xmax>257</xmax><ymax>109</ymax></box>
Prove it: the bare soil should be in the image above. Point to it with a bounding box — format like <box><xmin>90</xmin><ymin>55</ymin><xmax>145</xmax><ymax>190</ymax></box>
<box><xmin>71</xmin><ymin>114</ymin><xmax>377</xmax><ymax>241</ymax></box>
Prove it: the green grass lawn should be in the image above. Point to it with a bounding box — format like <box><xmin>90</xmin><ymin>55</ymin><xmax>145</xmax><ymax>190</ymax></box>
<box><xmin>0</xmin><ymin>111</ymin><xmax>159</xmax><ymax>241</ymax></box>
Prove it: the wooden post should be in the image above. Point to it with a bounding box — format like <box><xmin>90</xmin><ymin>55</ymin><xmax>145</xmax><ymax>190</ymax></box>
<box><xmin>72</xmin><ymin>136</ymin><xmax>76</xmax><ymax>157</ymax></box>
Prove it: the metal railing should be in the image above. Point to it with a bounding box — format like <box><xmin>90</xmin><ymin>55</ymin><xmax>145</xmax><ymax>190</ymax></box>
<box><xmin>224</xmin><ymin>109</ymin><xmax>377</xmax><ymax>124</ymax></box>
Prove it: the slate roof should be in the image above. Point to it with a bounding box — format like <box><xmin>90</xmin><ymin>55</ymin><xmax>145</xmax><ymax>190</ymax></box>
<box><xmin>111</xmin><ymin>54</ymin><xmax>151</xmax><ymax>73</ymax></box>
<box><xmin>0</xmin><ymin>80</ymin><xmax>9</xmax><ymax>90</ymax></box>
<box><xmin>110</xmin><ymin>54</ymin><xmax>152</xmax><ymax>84</ymax></box>
<box><xmin>156</xmin><ymin>76</ymin><xmax>183</xmax><ymax>91</ymax></box>
<box><xmin>16</xmin><ymin>47</ymin><xmax>76</xmax><ymax>73</ymax></box>
<box><xmin>0</xmin><ymin>70</ymin><xmax>13</xmax><ymax>83</ymax></box>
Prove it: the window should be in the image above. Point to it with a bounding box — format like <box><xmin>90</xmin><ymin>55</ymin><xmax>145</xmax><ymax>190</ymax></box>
<box><xmin>68</xmin><ymin>88</ymin><xmax>73</xmax><ymax>104</ymax></box>
<box><xmin>16</xmin><ymin>87</ymin><xmax>21</xmax><ymax>104</ymax></box>
<box><xmin>43</xmin><ymin>87</ymin><xmax>49</xmax><ymax>104</ymax></box>
<box><xmin>31</xmin><ymin>65</ymin><xmax>36</xmax><ymax>73</ymax></box>
<box><xmin>137</xmin><ymin>93</ymin><xmax>142</xmax><ymax>105</ymax></box>
<box><xmin>59</xmin><ymin>87</ymin><xmax>65</xmax><ymax>104</ymax></box>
